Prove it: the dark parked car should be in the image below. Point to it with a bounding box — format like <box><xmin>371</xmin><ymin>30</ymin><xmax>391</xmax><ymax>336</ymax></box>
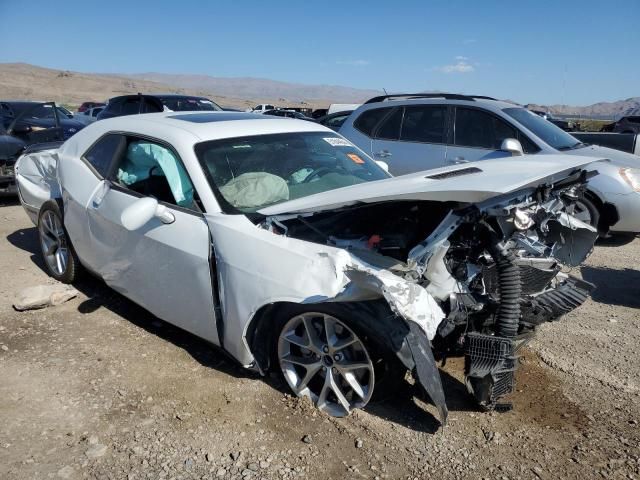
<box><xmin>316</xmin><ymin>110</ymin><xmax>353</xmax><ymax>131</ymax></box>
<box><xmin>0</xmin><ymin>101</ymin><xmax>83</xmax><ymax>195</ymax></box>
<box><xmin>572</xmin><ymin>132</ymin><xmax>640</xmax><ymax>156</ymax></box>
<box><xmin>531</xmin><ymin>110</ymin><xmax>576</xmax><ymax>131</ymax></box>
<box><xmin>77</xmin><ymin>101</ymin><xmax>105</xmax><ymax>113</ymax></box>
<box><xmin>263</xmin><ymin>109</ymin><xmax>316</xmax><ymax>121</ymax></box>
<box><xmin>612</xmin><ymin>116</ymin><xmax>640</xmax><ymax>134</ymax></box>
<box><xmin>0</xmin><ymin>101</ymin><xmax>84</xmax><ymax>142</ymax></box>
<box><xmin>97</xmin><ymin>94</ymin><xmax>222</xmax><ymax>120</ymax></box>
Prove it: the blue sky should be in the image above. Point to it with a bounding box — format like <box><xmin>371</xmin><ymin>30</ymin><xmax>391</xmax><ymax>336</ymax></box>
<box><xmin>0</xmin><ymin>0</ymin><xmax>638</xmax><ymax>105</ymax></box>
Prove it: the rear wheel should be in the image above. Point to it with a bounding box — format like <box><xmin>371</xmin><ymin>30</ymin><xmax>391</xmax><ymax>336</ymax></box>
<box><xmin>37</xmin><ymin>201</ymin><xmax>80</xmax><ymax>283</ymax></box>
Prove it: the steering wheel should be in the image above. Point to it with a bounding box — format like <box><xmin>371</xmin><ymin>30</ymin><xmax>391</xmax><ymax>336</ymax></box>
<box><xmin>302</xmin><ymin>166</ymin><xmax>335</xmax><ymax>183</ymax></box>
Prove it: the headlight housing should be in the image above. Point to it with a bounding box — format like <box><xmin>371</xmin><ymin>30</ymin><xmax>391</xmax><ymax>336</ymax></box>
<box><xmin>619</xmin><ymin>168</ymin><xmax>640</xmax><ymax>192</ymax></box>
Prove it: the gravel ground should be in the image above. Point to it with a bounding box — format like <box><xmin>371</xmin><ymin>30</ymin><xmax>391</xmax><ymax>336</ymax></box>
<box><xmin>1</xmin><ymin>199</ymin><xmax>639</xmax><ymax>480</ymax></box>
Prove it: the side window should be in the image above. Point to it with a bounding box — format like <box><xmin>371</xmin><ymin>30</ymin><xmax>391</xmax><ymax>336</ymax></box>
<box><xmin>353</xmin><ymin>107</ymin><xmax>392</xmax><ymax>137</ymax></box>
<box><xmin>83</xmin><ymin>134</ymin><xmax>123</xmax><ymax>177</ymax></box>
<box><xmin>454</xmin><ymin>108</ymin><xmax>517</xmax><ymax>149</ymax></box>
<box><xmin>111</xmin><ymin>138</ymin><xmax>197</xmax><ymax>210</ymax></box>
<box><xmin>142</xmin><ymin>99</ymin><xmax>163</xmax><ymax>113</ymax></box>
<box><xmin>122</xmin><ymin>99</ymin><xmax>141</xmax><ymax>115</ymax></box>
<box><xmin>519</xmin><ymin>134</ymin><xmax>540</xmax><ymax>154</ymax></box>
<box><xmin>400</xmin><ymin>106</ymin><xmax>446</xmax><ymax>143</ymax></box>
<box><xmin>375</xmin><ymin>108</ymin><xmax>403</xmax><ymax>140</ymax></box>
<box><xmin>106</xmin><ymin>101</ymin><xmax>121</xmax><ymax>114</ymax></box>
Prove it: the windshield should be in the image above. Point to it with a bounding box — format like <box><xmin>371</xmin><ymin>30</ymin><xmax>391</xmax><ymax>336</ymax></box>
<box><xmin>503</xmin><ymin>107</ymin><xmax>582</xmax><ymax>151</ymax></box>
<box><xmin>161</xmin><ymin>97</ymin><xmax>221</xmax><ymax>112</ymax></box>
<box><xmin>195</xmin><ymin>132</ymin><xmax>390</xmax><ymax>213</ymax></box>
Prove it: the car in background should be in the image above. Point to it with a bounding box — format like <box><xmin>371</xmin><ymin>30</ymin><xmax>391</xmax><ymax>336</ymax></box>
<box><xmin>73</xmin><ymin>106</ymin><xmax>105</xmax><ymax>125</ymax></box>
<box><xmin>247</xmin><ymin>104</ymin><xmax>276</xmax><ymax>113</ymax></box>
<box><xmin>97</xmin><ymin>94</ymin><xmax>222</xmax><ymax>121</ymax></box>
<box><xmin>0</xmin><ymin>101</ymin><xmax>85</xmax><ymax>142</ymax></box>
<box><xmin>316</xmin><ymin>110</ymin><xmax>353</xmax><ymax>131</ymax></box>
<box><xmin>572</xmin><ymin>132</ymin><xmax>640</xmax><ymax>156</ymax></box>
<box><xmin>263</xmin><ymin>109</ymin><xmax>315</xmax><ymax>121</ymax></box>
<box><xmin>77</xmin><ymin>101</ymin><xmax>105</xmax><ymax>113</ymax></box>
<box><xmin>0</xmin><ymin>101</ymin><xmax>84</xmax><ymax>195</ymax></box>
<box><xmin>611</xmin><ymin>116</ymin><xmax>640</xmax><ymax>134</ymax></box>
<box><xmin>339</xmin><ymin>93</ymin><xmax>640</xmax><ymax>234</ymax></box>
<box><xmin>531</xmin><ymin>110</ymin><xmax>576</xmax><ymax>132</ymax></box>
<box><xmin>311</xmin><ymin>108</ymin><xmax>328</xmax><ymax>119</ymax></box>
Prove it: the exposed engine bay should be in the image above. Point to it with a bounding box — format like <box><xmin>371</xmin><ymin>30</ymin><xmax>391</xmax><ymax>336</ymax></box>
<box><xmin>260</xmin><ymin>169</ymin><xmax>598</xmax><ymax>412</ymax></box>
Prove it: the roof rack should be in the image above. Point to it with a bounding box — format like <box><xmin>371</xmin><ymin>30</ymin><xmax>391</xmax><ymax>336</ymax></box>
<box><xmin>363</xmin><ymin>93</ymin><xmax>498</xmax><ymax>104</ymax></box>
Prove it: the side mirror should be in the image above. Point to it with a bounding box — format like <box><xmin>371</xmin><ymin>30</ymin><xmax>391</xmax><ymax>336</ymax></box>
<box><xmin>375</xmin><ymin>160</ymin><xmax>390</xmax><ymax>172</ymax></box>
<box><xmin>121</xmin><ymin>197</ymin><xmax>175</xmax><ymax>231</ymax></box>
<box><xmin>500</xmin><ymin>138</ymin><xmax>524</xmax><ymax>156</ymax></box>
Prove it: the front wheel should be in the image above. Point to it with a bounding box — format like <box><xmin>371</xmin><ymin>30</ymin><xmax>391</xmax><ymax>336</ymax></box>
<box><xmin>37</xmin><ymin>201</ymin><xmax>80</xmax><ymax>283</ymax></box>
<box><xmin>569</xmin><ymin>196</ymin><xmax>600</xmax><ymax>230</ymax></box>
<box><xmin>276</xmin><ymin>309</ymin><xmax>377</xmax><ymax>417</ymax></box>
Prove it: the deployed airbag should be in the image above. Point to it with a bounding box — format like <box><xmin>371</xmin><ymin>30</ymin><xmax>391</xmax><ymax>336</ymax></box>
<box><xmin>117</xmin><ymin>142</ymin><xmax>194</xmax><ymax>207</ymax></box>
<box><xmin>219</xmin><ymin>172</ymin><xmax>289</xmax><ymax>209</ymax></box>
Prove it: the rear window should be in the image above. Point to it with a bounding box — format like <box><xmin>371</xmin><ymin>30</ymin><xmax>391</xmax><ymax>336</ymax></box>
<box><xmin>83</xmin><ymin>134</ymin><xmax>123</xmax><ymax>177</ymax></box>
<box><xmin>400</xmin><ymin>106</ymin><xmax>446</xmax><ymax>143</ymax></box>
<box><xmin>161</xmin><ymin>97</ymin><xmax>221</xmax><ymax>112</ymax></box>
<box><xmin>354</xmin><ymin>107</ymin><xmax>392</xmax><ymax>137</ymax></box>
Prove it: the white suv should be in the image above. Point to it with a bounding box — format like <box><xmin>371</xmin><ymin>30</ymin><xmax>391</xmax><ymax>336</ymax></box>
<box><xmin>339</xmin><ymin>93</ymin><xmax>640</xmax><ymax>234</ymax></box>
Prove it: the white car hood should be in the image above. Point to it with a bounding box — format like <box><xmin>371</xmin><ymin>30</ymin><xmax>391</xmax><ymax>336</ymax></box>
<box><xmin>259</xmin><ymin>154</ymin><xmax>603</xmax><ymax>216</ymax></box>
<box><xmin>563</xmin><ymin>144</ymin><xmax>640</xmax><ymax>168</ymax></box>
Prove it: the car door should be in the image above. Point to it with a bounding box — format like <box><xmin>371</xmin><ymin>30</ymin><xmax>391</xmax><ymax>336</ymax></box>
<box><xmin>8</xmin><ymin>103</ymin><xmax>64</xmax><ymax>145</ymax></box>
<box><xmin>83</xmin><ymin>135</ymin><xmax>219</xmax><ymax>344</ymax></box>
<box><xmin>370</xmin><ymin>105</ymin><xmax>449</xmax><ymax>175</ymax></box>
<box><xmin>445</xmin><ymin>107</ymin><xmax>518</xmax><ymax>165</ymax></box>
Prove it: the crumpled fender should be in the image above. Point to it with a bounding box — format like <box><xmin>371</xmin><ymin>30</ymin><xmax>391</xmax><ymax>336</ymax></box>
<box><xmin>15</xmin><ymin>148</ymin><xmax>61</xmax><ymax>225</ymax></box>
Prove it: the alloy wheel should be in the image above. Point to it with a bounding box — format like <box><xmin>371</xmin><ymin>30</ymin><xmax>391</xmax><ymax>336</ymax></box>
<box><xmin>39</xmin><ymin>210</ymin><xmax>69</xmax><ymax>276</ymax></box>
<box><xmin>277</xmin><ymin>312</ymin><xmax>375</xmax><ymax>417</ymax></box>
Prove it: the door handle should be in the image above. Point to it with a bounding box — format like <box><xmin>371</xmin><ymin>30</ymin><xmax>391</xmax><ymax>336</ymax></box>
<box><xmin>92</xmin><ymin>181</ymin><xmax>110</xmax><ymax>207</ymax></box>
<box><xmin>447</xmin><ymin>156</ymin><xmax>468</xmax><ymax>164</ymax></box>
<box><xmin>374</xmin><ymin>150</ymin><xmax>392</xmax><ymax>158</ymax></box>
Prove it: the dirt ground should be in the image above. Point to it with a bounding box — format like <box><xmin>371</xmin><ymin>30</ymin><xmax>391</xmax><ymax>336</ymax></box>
<box><xmin>1</xmin><ymin>198</ymin><xmax>639</xmax><ymax>480</ymax></box>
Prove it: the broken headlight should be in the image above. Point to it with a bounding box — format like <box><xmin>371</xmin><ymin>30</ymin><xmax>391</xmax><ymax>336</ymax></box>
<box><xmin>619</xmin><ymin>168</ymin><xmax>640</xmax><ymax>192</ymax></box>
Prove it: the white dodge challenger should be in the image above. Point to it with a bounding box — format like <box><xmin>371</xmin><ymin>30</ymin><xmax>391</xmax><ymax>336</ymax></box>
<box><xmin>15</xmin><ymin>111</ymin><xmax>601</xmax><ymax>423</ymax></box>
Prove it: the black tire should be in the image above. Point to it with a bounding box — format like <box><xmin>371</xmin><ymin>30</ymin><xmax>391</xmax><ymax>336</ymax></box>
<box><xmin>37</xmin><ymin>200</ymin><xmax>81</xmax><ymax>283</ymax></box>
<box><xmin>572</xmin><ymin>195</ymin><xmax>600</xmax><ymax>230</ymax></box>
<box><xmin>270</xmin><ymin>302</ymin><xmax>406</xmax><ymax>409</ymax></box>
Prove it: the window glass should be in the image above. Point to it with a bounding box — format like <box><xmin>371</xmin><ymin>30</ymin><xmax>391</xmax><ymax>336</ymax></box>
<box><xmin>502</xmin><ymin>107</ymin><xmax>581</xmax><ymax>150</ymax></box>
<box><xmin>195</xmin><ymin>132</ymin><xmax>389</xmax><ymax>213</ymax></box>
<box><xmin>84</xmin><ymin>134</ymin><xmax>122</xmax><ymax>177</ymax></box>
<box><xmin>266</xmin><ymin>105</ymin><xmax>275</xmax><ymax>110</ymax></box>
<box><xmin>112</xmin><ymin>139</ymin><xmax>196</xmax><ymax>209</ymax></box>
<box><xmin>375</xmin><ymin>108</ymin><xmax>402</xmax><ymax>140</ymax></box>
<box><xmin>122</xmin><ymin>99</ymin><xmax>141</xmax><ymax>115</ymax></box>
<box><xmin>325</xmin><ymin>114</ymin><xmax>349</xmax><ymax>128</ymax></box>
<box><xmin>353</xmin><ymin>107</ymin><xmax>391</xmax><ymax>137</ymax></box>
<box><xmin>518</xmin><ymin>134</ymin><xmax>540</xmax><ymax>154</ymax></box>
<box><xmin>454</xmin><ymin>108</ymin><xmax>516</xmax><ymax>149</ymax></box>
<box><xmin>400</xmin><ymin>106</ymin><xmax>446</xmax><ymax>143</ymax></box>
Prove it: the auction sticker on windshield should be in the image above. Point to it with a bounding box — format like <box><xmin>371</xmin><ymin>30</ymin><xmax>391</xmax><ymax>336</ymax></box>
<box><xmin>323</xmin><ymin>137</ymin><xmax>352</xmax><ymax>147</ymax></box>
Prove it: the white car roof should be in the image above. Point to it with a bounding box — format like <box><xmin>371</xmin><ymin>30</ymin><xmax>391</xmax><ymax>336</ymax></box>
<box><xmin>63</xmin><ymin>111</ymin><xmax>333</xmax><ymax>158</ymax></box>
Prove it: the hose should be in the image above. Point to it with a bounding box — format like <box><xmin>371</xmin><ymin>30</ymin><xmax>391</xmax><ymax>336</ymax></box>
<box><xmin>487</xmin><ymin>242</ymin><xmax>522</xmax><ymax>338</ymax></box>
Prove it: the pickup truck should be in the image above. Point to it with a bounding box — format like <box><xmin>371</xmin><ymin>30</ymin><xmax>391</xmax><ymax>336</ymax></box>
<box><xmin>572</xmin><ymin>132</ymin><xmax>639</xmax><ymax>156</ymax></box>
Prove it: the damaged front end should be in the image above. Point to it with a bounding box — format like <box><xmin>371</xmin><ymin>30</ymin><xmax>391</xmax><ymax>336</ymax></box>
<box><xmin>260</xmin><ymin>169</ymin><xmax>598</xmax><ymax>421</ymax></box>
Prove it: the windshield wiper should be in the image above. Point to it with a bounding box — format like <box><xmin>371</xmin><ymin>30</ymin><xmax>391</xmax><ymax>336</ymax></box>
<box><xmin>558</xmin><ymin>142</ymin><xmax>586</xmax><ymax>151</ymax></box>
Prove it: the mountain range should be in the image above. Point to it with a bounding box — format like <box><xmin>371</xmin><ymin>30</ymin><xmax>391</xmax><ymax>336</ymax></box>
<box><xmin>0</xmin><ymin>63</ymin><xmax>636</xmax><ymax>118</ymax></box>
